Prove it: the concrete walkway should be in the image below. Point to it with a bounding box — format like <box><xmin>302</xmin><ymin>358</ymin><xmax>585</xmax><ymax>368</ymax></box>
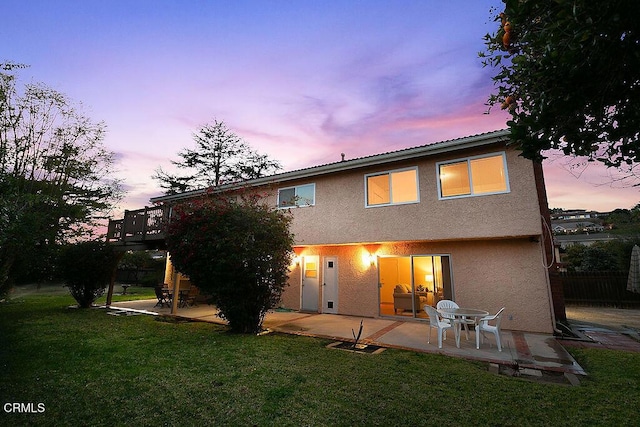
<box><xmin>560</xmin><ymin>306</ymin><xmax>640</xmax><ymax>352</ymax></box>
<box><xmin>109</xmin><ymin>299</ymin><xmax>589</xmax><ymax>378</ymax></box>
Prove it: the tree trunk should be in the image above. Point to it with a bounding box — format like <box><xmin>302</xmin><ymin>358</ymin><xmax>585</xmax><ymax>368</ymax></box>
<box><xmin>0</xmin><ymin>250</ymin><xmax>16</xmax><ymax>297</ymax></box>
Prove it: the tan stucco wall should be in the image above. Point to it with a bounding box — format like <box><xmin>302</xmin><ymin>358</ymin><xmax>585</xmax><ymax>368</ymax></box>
<box><xmin>285</xmin><ymin>245</ymin><xmax>379</xmax><ymax>317</ymax></box>
<box><xmin>266</xmin><ymin>145</ymin><xmax>542</xmax><ymax>245</ymax></box>
<box><xmin>162</xmin><ymin>142</ymin><xmax>554</xmax><ymax>333</ymax></box>
<box><xmin>283</xmin><ymin>238</ymin><xmax>554</xmax><ymax>333</ymax></box>
<box><xmin>163</xmin><ymin>256</ymin><xmax>191</xmax><ymax>290</ymax></box>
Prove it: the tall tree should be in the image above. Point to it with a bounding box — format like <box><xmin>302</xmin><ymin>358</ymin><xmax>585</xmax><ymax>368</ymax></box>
<box><xmin>154</xmin><ymin>119</ymin><xmax>281</xmax><ymax>195</ymax></box>
<box><xmin>0</xmin><ymin>63</ymin><xmax>122</xmax><ymax>295</ymax></box>
<box><xmin>480</xmin><ymin>0</ymin><xmax>640</xmax><ymax>175</ymax></box>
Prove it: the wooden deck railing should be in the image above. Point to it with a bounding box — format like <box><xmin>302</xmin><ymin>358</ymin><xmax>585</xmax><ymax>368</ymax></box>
<box><xmin>107</xmin><ymin>205</ymin><xmax>170</xmax><ymax>244</ymax></box>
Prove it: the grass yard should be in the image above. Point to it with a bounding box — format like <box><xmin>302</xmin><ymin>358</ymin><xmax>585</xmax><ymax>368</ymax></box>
<box><xmin>7</xmin><ymin>283</ymin><xmax>157</xmax><ymax>302</ymax></box>
<box><xmin>1</xmin><ymin>288</ymin><xmax>640</xmax><ymax>426</ymax></box>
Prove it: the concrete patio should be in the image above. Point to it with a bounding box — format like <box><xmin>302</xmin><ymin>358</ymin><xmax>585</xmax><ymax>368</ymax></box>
<box><xmin>108</xmin><ymin>299</ymin><xmax>592</xmax><ymax>380</ymax></box>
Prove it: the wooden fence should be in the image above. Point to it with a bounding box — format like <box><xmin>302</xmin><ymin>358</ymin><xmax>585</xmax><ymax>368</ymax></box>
<box><xmin>561</xmin><ymin>271</ymin><xmax>640</xmax><ymax>308</ymax></box>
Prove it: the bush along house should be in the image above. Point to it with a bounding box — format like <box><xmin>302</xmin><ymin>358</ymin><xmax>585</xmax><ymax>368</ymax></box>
<box><xmin>108</xmin><ymin>130</ymin><xmax>561</xmax><ymax>333</ymax></box>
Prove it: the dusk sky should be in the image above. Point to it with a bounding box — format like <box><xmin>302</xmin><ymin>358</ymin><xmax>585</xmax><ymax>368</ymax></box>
<box><xmin>4</xmin><ymin>0</ymin><xmax>637</xmax><ymax>216</ymax></box>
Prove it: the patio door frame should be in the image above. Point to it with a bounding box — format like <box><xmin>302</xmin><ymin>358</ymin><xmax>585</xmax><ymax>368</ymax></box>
<box><xmin>378</xmin><ymin>253</ymin><xmax>454</xmax><ymax>318</ymax></box>
<box><xmin>301</xmin><ymin>255</ymin><xmax>320</xmax><ymax>312</ymax></box>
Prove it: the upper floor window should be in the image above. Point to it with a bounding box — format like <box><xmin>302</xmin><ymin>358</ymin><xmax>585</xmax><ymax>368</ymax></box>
<box><xmin>365</xmin><ymin>167</ymin><xmax>419</xmax><ymax>207</ymax></box>
<box><xmin>437</xmin><ymin>153</ymin><xmax>509</xmax><ymax>199</ymax></box>
<box><xmin>278</xmin><ymin>183</ymin><xmax>315</xmax><ymax>208</ymax></box>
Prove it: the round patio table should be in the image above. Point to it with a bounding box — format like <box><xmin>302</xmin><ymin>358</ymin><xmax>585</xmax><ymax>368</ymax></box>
<box><xmin>437</xmin><ymin>308</ymin><xmax>489</xmax><ymax>349</ymax></box>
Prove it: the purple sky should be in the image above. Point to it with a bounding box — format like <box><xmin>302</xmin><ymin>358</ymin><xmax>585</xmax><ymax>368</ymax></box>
<box><xmin>4</xmin><ymin>0</ymin><xmax>637</xmax><ymax>215</ymax></box>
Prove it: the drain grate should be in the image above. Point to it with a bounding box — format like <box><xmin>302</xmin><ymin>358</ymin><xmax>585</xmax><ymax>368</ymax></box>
<box><xmin>326</xmin><ymin>341</ymin><xmax>386</xmax><ymax>354</ymax></box>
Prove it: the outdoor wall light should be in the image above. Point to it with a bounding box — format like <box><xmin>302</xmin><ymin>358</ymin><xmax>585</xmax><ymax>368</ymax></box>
<box><xmin>361</xmin><ymin>244</ymin><xmax>381</xmax><ymax>269</ymax></box>
<box><xmin>366</xmin><ymin>251</ymin><xmax>376</xmax><ymax>266</ymax></box>
<box><xmin>292</xmin><ymin>247</ymin><xmax>304</xmax><ymax>267</ymax></box>
<box><xmin>361</xmin><ymin>250</ymin><xmax>376</xmax><ymax>268</ymax></box>
<box><xmin>290</xmin><ymin>255</ymin><xmax>300</xmax><ymax>267</ymax></box>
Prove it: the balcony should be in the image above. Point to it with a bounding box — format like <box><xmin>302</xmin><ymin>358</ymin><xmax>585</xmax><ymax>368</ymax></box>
<box><xmin>107</xmin><ymin>205</ymin><xmax>170</xmax><ymax>248</ymax></box>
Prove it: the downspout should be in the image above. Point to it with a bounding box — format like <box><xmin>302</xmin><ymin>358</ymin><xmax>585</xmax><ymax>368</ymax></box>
<box><xmin>533</xmin><ymin>160</ymin><xmax>563</xmax><ymax>334</ymax></box>
<box><xmin>540</xmin><ymin>236</ymin><xmax>561</xmax><ymax>334</ymax></box>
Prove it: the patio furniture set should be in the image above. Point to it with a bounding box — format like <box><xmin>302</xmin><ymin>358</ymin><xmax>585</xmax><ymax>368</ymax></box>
<box><xmin>154</xmin><ymin>284</ymin><xmax>199</xmax><ymax>309</ymax></box>
<box><xmin>424</xmin><ymin>300</ymin><xmax>505</xmax><ymax>351</ymax></box>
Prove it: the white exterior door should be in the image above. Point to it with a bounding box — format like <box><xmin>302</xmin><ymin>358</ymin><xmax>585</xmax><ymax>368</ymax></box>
<box><xmin>322</xmin><ymin>257</ymin><xmax>338</xmax><ymax>314</ymax></box>
<box><xmin>301</xmin><ymin>255</ymin><xmax>319</xmax><ymax>312</ymax></box>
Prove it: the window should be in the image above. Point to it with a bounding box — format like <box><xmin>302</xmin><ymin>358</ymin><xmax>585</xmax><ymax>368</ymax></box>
<box><xmin>278</xmin><ymin>183</ymin><xmax>315</xmax><ymax>208</ymax></box>
<box><xmin>437</xmin><ymin>153</ymin><xmax>509</xmax><ymax>199</ymax></box>
<box><xmin>365</xmin><ymin>167</ymin><xmax>419</xmax><ymax>207</ymax></box>
<box><xmin>378</xmin><ymin>254</ymin><xmax>453</xmax><ymax>319</ymax></box>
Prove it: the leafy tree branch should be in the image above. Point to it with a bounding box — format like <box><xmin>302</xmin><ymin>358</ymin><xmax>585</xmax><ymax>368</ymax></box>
<box><xmin>480</xmin><ymin>0</ymin><xmax>640</xmax><ymax>177</ymax></box>
<box><xmin>0</xmin><ymin>63</ymin><xmax>122</xmax><ymax>294</ymax></box>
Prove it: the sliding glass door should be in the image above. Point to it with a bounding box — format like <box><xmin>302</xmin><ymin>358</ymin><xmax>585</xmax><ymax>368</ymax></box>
<box><xmin>379</xmin><ymin>255</ymin><xmax>452</xmax><ymax>319</ymax></box>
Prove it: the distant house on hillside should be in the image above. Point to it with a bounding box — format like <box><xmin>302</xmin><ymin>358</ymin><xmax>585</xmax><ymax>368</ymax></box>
<box><xmin>550</xmin><ymin>209</ymin><xmax>603</xmax><ymax>220</ymax></box>
<box><xmin>552</xmin><ymin>221</ymin><xmax>605</xmax><ymax>234</ymax></box>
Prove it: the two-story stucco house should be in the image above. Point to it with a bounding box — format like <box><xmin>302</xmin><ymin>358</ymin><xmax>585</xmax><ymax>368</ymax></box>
<box><xmin>152</xmin><ymin>129</ymin><xmax>558</xmax><ymax>334</ymax></box>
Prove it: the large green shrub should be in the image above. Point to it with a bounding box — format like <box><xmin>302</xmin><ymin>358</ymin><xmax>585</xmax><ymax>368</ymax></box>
<box><xmin>59</xmin><ymin>240</ymin><xmax>119</xmax><ymax>308</ymax></box>
<box><xmin>166</xmin><ymin>194</ymin><xmax>294</xmax><ymax>334</ymax></box>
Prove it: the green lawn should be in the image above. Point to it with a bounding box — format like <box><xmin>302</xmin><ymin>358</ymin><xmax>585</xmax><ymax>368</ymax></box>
<box><xmin>1</xmin><ymin>289</ymin><xmax>639</xmax><ymax>426</ymax></box>
<box><xmin>97</xmin><ymin>284</ymin><xmax>157</xmax><ymax>303</ymax></box>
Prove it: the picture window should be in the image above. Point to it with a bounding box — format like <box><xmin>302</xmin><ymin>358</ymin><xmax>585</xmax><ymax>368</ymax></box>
<box><xmin>438</xmin><ymin>153</ymin><xmax>509</xmax><ymax>199</ymax></box>
<box><xmin>365</xmin><ymin>167</ymin><xmax>419</xmax><ymax>207</ymax></box>
<box><xmin>278</xmin><ymin>183</ymin><xmax>315</xmax><ymax>208</ymax></box>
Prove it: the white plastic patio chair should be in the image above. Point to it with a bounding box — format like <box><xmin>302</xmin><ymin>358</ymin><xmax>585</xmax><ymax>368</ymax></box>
<box><xmin>477</xmin><ymin>307</ymin><xmax>506</xmax><ymax>351</ymax></box>
<box><xmin>424</xmin><ymin>305</ymin><xmax>452</xmax><ymax>349</ymax></box>
<box><xmin>436</xmin><ymin>299</ymin><xmax>473</xmax><ymax>340</ymax></box>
